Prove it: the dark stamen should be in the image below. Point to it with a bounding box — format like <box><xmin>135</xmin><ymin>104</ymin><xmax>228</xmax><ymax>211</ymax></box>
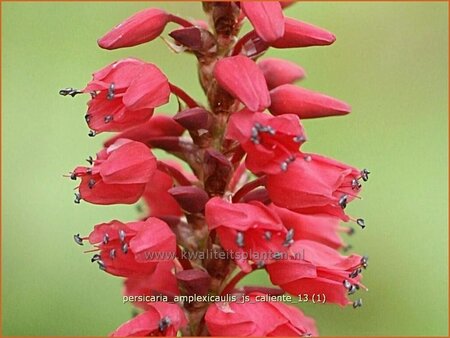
<box><xmin>119</xmin><ymin>229</ymin><xmax>126</xmax><ymax>242</ymax></box>
<box><xmin>361</xmin><ymin>168</ymin><xmax>370</xmax><ymax>182</ymax></box>
<box><xmin>85</xmin><ymin>114</ymin><xmax>91</xmax><ymax>123</ymax></box>
<box><xmin>356</xmin><ymin>218</ymin><xmax>366</xmax><ymax>229</ymax></box>
<box><xmin>73</xmin><ymin>234</ymin><xmax>83</xmax><ymax>245</ymax></box>
<box><xmin>236</xmin><ymin>232</ymin><xmax>244</xmax><ymax>248</ymax></box>
<box><xmin>339</xmin><ymin>195</ymin><xmax>348</xmax><ymax>209</ymax></box>
<box><xmin>293</xmin><ymin>135</ymin><xmax>306</xmax><ymax>143</ymax></box>
<box><xmin>88</xmin><ymin>179</ymin><xmax>96</xmax><ymax>189</ymax></box>
<box><xmin>74</xmin><ymin>193</ymin><xmax>81</xmax><ymax>204</ymax></box>
<box><xmin>104</xmin><ymin>115</ymin><xmax>113</xmax><ymax>123</ymax></box>
<box><xmin>97</xmin><ymin>260</ymin><xmax>106</xmax><ymax>271</ymax></box>
<box><xmin>159</xmin><ymin>316</ymin><xmax>171</xmax><ymax>332</ymax></box>
<box><xmin>103</xmin><ymin>233</ymin><xmax>109</xmax><ymax>245</ymax></box>
<box><xmin>88</xmin><ymin>130</ymin><xmax>96</xmax><ymax>137</ymax></box>
<box><xmin>109</xmin><ymin>249</ymin><xmax>116</xmax><ymax>259</ymax></box>
<box><xmin>86</xmin><ymin>156</ymin><xmax>93</xmax><ymax>165</ymax></box>
<box><xmin>352</xmin><ymin>298</ymin><xmax>363</xmax><ymax>309</ymax></box>
<box><xmin>107</xmin><ymin>83</ymin><xmax>115</xmax><ymax>100</ymax></box>
<box><xmin>91</xmin><ymin>254</ymin><xmax>101</xmax><ymax>263</ymax></box>
<box><xmin>283</xmin><ymin>229</ymin><xmax>294</xmax><ymax>247</ymax></box>
<box><xmin>121</xmin><ymin>242</ymin><xmax>128</xmax><ymax>254</ymax></box>
<box><xmin>59</xmin><ymin>87</ymin><xmax>82</xmax><ymax>97</ymax></box>
<box><xmin>264</xmin><ymin>231</ymin><xmax>272</xmax><ymax>241</ymax></box>
<box><xmin>70</xmin><ymin>172</ymin><xmax>77</xmax><ymax>180</ymax></box>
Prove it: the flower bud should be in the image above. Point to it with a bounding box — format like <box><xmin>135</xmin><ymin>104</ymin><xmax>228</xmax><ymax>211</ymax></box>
<box><xmin>98</xmin><ymin>8</ymin><xmax>170</xmax><ymax>50</ymax></box>
<box><xmin>173</xmin><ymin>107</ymin><xmax>212</xmax><ymax>130</ymax></box>
<box><xmin>269</xmin><ymin>84</ymin><xmax>351</xmax><ymax>119</ymax></box>
<box><xmin>168</xmin><ymin>186</ymin><xmax>209</xmax><ymax>213</ymax></box>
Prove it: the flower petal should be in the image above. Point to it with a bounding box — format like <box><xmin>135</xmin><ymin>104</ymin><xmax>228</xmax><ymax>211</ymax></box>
<box><xmin>214</xmin><ymin>55</ymin><xmax>270</xmax><ymax>112</ymax></box>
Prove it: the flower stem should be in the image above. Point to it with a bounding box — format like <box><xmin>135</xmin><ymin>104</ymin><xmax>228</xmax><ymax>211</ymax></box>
<box><xmin>169</xmin><ymin>83</ymin><xmax>199</xmax><ymax>108</ymax></box>
<box><xmin>220</xmin><ymin>269</ymin><xmax>249</xmax><ymax>296</ymax></box>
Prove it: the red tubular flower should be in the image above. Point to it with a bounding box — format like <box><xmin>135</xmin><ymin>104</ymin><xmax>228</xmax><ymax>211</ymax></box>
<box><xmin>241</xmin><ymin>2</ymin><xmax>285</xmax><ymax>43</ymax></box>
<box><xmin>104</xmin><ymin>115</ymin><xmax>184</xmax><ymax>148</ymax></box>
<box><xmin>213</xmin><ymin>55</ymin><xmax>270</xmax><ymax>112</ymax></box>
<box><xmin>271</xmin><ymin>17</ymin><xmax>336</xmax><ymax>48</ymax></box>
<box><xmin>110</xmin><ymin>302</ymin><xmax>188</xmax><ymax>337</ymax></box>
<box><xmin>87</xmin><ymin>217</ymin><xmax>175</xmax><ymax>277</ymax></box>
<box><xmin>205</xmin><ymin>293</ymin><xmax>317</xmax><ymax>336</ymax></box>
<box><xmin>266</xmin><ymin>153</ymin><xmax>363</xmax><ymax>221</ymax></box>
<box><xmin>269</xmin><ymin>84</ymin><xmax>351</xmax><ymax>119</ymax></box>
<box><xmin>205</xmin><ymin>197</ymin><xmax>289</xmax><ymax>272</ymax></box>
<box><xmin>71</xmin><ymin>139</ymin><xmax>157</xmax><ymax>205</ymax></box>
<box><xmin>226</xmin><ymin>109</ymin><xmax>306</xmax><ymax>175</ymax></box>
<box><xmin>83</xmin><ymin>58</ymin><xmax>170</xmax><ymax>133</ymax></box>
<box><xmin>266</xmin><ymin>240</ymin><xmax>367</xmax><ymax>306</ymax></box>
<box><xmin>258</xmin><ymin>58</ymin><xmax>306</xmax><ymax>90</ymax></box>
<box><xmin>269</xmin><ymin>204</ymin><xmax>344</xmax><ymax>249</ymax></box>
<box><xmin>98</xmin><ymin>8</ymin><xmax>170</xmax><ymax>50</ymax></box>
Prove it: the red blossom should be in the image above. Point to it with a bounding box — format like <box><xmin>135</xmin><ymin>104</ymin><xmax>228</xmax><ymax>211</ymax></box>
<box><xmin>72</xmin><ymin>139</ymin><xmax>157</xmax><ymax>205</ymax></box>
<box><xmin>266</xmin><ymin>240</ymin><xmax>367</xmax><ymax>306</ymax></box>
<box><xmin>266</xmin><ymin>153</ymin><xmax>362</xmax><ymax>221</ymax></box>
<box><xmin>205</xmin><ymin>293</ymin><xmax>317</xmax><ymax>336</ymax></box>
<box><xmin>83</xmin><ymin>58</ymin><xmax>170</xmax><ymax>133</ymax></box>
<box><xmin>205</xmin><ymin>197</ymin><xmax>289</xmax><ymax>272</ymax></box>
<box><xmin>226</xmin><ymin>109</ymin><xmax>306</xmax><ymax>174</ymax></box>
<box><xmin>87</xmin><ymin>218</ymin><xmax>175</xmax><ymax>277</ymax></box>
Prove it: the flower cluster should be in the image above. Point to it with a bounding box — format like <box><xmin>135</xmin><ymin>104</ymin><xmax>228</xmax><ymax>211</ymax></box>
<box><xmin>63</xmin><ymin>2</ymin><xmax>370</xmax><ymax>336</ymax></box>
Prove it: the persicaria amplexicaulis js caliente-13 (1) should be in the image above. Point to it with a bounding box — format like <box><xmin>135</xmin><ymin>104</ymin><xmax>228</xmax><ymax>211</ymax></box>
<box><xmin>62</xmin><ymin>2</ymin><xmax>371</xmax><ymax>336</ymax></box>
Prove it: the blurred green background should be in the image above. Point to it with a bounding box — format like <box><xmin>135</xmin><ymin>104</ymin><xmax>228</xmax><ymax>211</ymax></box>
<box><xmin>2</xmin><ymin>1</ymin><xmax>448</xmax><ymax>336</ymax></box>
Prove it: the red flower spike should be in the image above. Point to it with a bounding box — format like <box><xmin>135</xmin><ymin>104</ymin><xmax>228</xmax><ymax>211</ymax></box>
<box><xmin>83</xmin><ymin>58</ymin><xmax>170</xmax><ymax>133</ymax></box>
<box><xmin>226</xmin><ymin>109</ymin><xmax>306</xmax><ymax>175</ymax></box>
<box><xmin>72</xmin><ymin>139</ymin><xmax>157</xmax><ymax>205</ymax></box>
<box><xmin>110</xmin><ymin>302</ymin><xmax>188</xmax><ymax>337</ymax></box>
<box><xmin>266</xmin><ymin>240</ymin><xmax>365</xmax><ymax>306</ymax></box>
<box><xmin>258</xmin><ymin>58</ymin><xmax>306</xmax><ymax>90</ymax></box>
<box><xmin>205</xmin><ymin>197</ymin><xmax>288</xmax><ymax>272</ymax></box>
<box><xmin>205</xmin><ymin>293</ymin><xmax>317</xmax><ymax>336</ymax></box>
<box><xmin>270</xmin><ymin>204</ymin><xmax>344</xmax><ymax>249</ymax></box>
<box><xmin>269</xmin><ymin>84</ymin><xmax>351</xmax><ymax>119</ymax></box>
<box><xmin>65</xmin><ymin>3</ymin><xmax>369</xmax><ymax>334</ymax></box>
<box><xmin>266</xmin><ymin>153</ymin><xmax>361</xmax><ymax>220</ymax></box>
<box><xmin>98</xmin><ymin>8</ymin><xmax>170</xmax><ymax>50</ymax></box>
<box><xmin>241</xmin><ymin>2</ymin><xmax>285</xmax><ymax>43</ymax></box>
<box><xmin>104</xmin><ymin>115</ymin><xmax>184</xmax><ymax>148</ymax></box>
<box><xmin>271</xmin><ymin>17</ymin><xmax>336</xmax><ymax>48</ymax></box>
<box><xmin>213</xmin><ymin>55</ymin><xmax>270</xmax><ymax>112</ymax></box>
